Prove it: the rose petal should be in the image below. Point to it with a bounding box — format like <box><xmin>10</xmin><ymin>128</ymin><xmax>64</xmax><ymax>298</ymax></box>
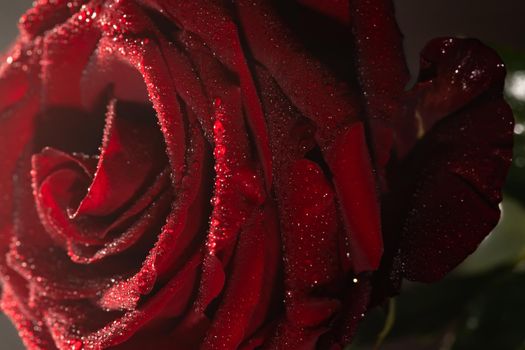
<box><xmin>42</xmin><ymin>11</ymin><xmax>100</xmax><ymax>106</ymax></box>
<box><xmin>244</xmin><ymin>205</ymin><xmax>282</xmax><ymax>337</ymax></box>
<box><xmin>19</xmin><ymin>0</ymin><xmax>87</xmax><ymax>39</ymax></box>
<box><xmin>68</xmin><ymin>190</ymin><xmax>172</xmax><ymax>264</ymax></box>
<box><xmin>385</xmin><ymin>39</ymin><xmax>514</xmax><ymax>282</ymax></box>
<box><xmin>236</xmin><ymin>0</ymin><xmax>361</xmax><ymax>146</ymax></box>
<box><xmin>297</xmin><ymin>0</ymin><xmax>351</xmax><ymax>25</ymax></box>
<box><xmin>0</xmin><ymin>43</ymin><xmax>41</xmax><ymax>259</ymax></box>
<box><xmin>43</xmin><ymin>252</ymin><xmax>201</xmax><ymax>349</ymax></box>
<box><xmin>0</xmin><ymin>46</ymin><xmax>30</xmax><ymax>111</ymax></box>
<box><xmin>81</xmin><ymin>45</ymin><xmax>150</xmax><ymax>108</ymax></box>
<box><xmin>395</xmin><ymin>97</ymin><xmax>513</xmax><ymax>282</ymax></box>
<box><xmin>324</xmin><ymin>123</ymin><xmax>383</xmax><ymax>272</ymax></box>
<box><xmin>0</xmin><ymin>286</ymin><xmax>56</xmax><ymax>350</ymax></box>
<box><xmin>257</xmin><ymin>64</ymin><xmax>345</xmax><ymax>330</ymax></box>
<box><xmin>330</xmin><ymin>277</ymin><xmax>371</xmax><ymax>345</ymax></box>
<box><xmin>99</xmin><ymin>116</ymin><xmax>208</xmax><ymax>310</ymax></box>
<box><xmin>67</xmin><ymin>169</ymin><xmax>171</xmax><ymax>264</ymax></box>
<box><xmin>9</xmin><ymin>152</ymin><xmax>134</xmax><ymax>301</ymax></box>
<box><xmin>279</xmin><ymin>160</ymin><xmax>342</xmax><ymax>324</ymax></box>
<box><xmin>414</xmin><ymin>38</ymin><xmax>507</xmax><ymax>136</ymax></box>
<box><xmin>73</xmin><ymin>99</ymin><xmax>166</xmax><ymax>218</ymax></box>
<box><xmin>350</xmin><ymin>0</ymin><xmax>409</xmax><ymax>168</ymax></box>
<box><xmin>264</xmin><ymin>323</ymin><xmax>328</xmax><ymax>350</ymax></box>
<box><xmin>140</xmin><ymin>0</ymin><xmax>273</xmax><ymax>186</ymax></box>
<box><xmin>98</xmin><ymin>3</ymin><xmax>186</xmax><ymax>189</ymax></box>
<box><xmin>202</xmin><ymin>214</ymin><xmax>266</xmax><ymax>349</ymax></box>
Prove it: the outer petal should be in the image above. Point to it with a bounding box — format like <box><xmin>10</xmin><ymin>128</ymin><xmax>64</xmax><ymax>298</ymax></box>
<box><xmin>0</xmin><ymin>40</ymin><xmax>42</xmax><ymax>264</ymax></box>
<box><xmin>19</xmin><ymin>0</ymin><xmax>87</xmax><ymax>39</ymax></box>
<box><xmin>138</xmin><ymin>0</ymin><xmax>273</xmax><ymax>187</ymax></box>
<box><xmin>236</xmin><ymin>0</ymin><xmax>383</xmax><ymax>272</ymax></box>
<box><xmin>325</xmin><ymin>124</ymin><xmax>383</xmax><ymax>272</ymax></box>
<box><xmin>41</xmin><ymin>8</ymin><xmax>100</xmax><ymax>107</ymax></box>
<box><xmin>297</xmin><ymin>0</ymin><xmax>351</xmax><ymax>25</ymax></box>
<box><xmin>256</xmin><ymin>65</ymin><xmax>351</xmax><ymax>348</ymax></box>
<box><xmin>390</xmin><ymin>38</ymin><xmax>514</xmax><ymax>282</ymax></box>
<box><xmin>350</xmin><ymin>0</ymin><xmax>409</xmax><ymax>169</ymax></box>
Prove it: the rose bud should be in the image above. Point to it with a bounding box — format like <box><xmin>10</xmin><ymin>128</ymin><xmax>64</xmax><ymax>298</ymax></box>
<box><xmin>0</xmin><ymin>0</ymin><xmax>513</xmax><ymax>349</ymax></box>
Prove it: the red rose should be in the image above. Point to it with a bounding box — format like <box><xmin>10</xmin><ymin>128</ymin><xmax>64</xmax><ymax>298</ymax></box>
<box><xmin>0</xmin><ymin>0</ymin><xmax>513</xmax><ymax>349</ymax></box>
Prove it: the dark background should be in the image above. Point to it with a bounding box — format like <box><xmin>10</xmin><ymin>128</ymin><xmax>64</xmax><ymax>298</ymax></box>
<box><xmin>1</xmin><ymin>1</ymin><xmax>524</xmax><ymax>349</ymax></box>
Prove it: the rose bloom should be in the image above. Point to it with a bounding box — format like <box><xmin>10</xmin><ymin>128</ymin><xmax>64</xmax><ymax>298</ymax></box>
<box><xmin>0</xmin><ymin>0</ymin><xmax>513</xmax><ymax>349</ymax></box>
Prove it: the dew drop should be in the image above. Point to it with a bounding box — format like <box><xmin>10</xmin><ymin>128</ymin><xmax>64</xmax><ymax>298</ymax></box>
<box><xmin>214</xmin><ymin>144</ymin><xmax>226</xmax><ymax>158</ymax></box>
<box><xmin>70</xmin><ymin>339</ymin><xmax>83</xmax><ymax>350</ymax></box>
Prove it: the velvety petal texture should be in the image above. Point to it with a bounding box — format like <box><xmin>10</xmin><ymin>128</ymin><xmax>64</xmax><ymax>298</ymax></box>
<box><xmin>0</xmin><ymin>1</ymin><xmax>513</xmax><ymax>349</ymax></box>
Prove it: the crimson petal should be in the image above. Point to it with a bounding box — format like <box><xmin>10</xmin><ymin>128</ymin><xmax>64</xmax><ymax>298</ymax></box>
<box><xmin>73</xmin><ymin>99</ymin><xmax>166</xmax><ymax>218</ymax></box>
<box><xmin>19</xmin><ymin>0</ymin><xmax>87</xmax><ymax>39</ymax></box>
<box><xmin>236</xmin><ymin>0</ymin><xmax>383</xmax><ymax>272</ymax></box>
<box><xmin>297</xmin><ymin>0</ymin><xmax>351</xmax><ymax>25</ymax></box>
<box><xmin>41</xmin><ymin>10</ymin><xmax>100</xmax><ymax>107</ymax></box>
<box><xmin>391</xmin><ymin>38</ymin><xmax>514</xmax><ymax>282</ymax></box>
<box><xmin>350</xmin><ymin>0</ymin><xmax>409</xmax><ymax>169</ymax></box>
<box><xmin>0</xmin><ymin>43</ymin><xmax>41</xmax><ymax>256</ymax></box>
<box><xmin>202</xmin><ymin>214</ymin><xmax>266</xmax><ymax>349</ymax></box>
<box><xmin>141</xmin><ymin>0</ymin><xmax>273</xmax><ymax>187</ymax></box>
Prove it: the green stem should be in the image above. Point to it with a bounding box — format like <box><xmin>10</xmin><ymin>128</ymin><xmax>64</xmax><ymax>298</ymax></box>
<box><xmin>373</xmin><ymin>298</ymin><xmax>396</xmax><ymax>350</ymax></box>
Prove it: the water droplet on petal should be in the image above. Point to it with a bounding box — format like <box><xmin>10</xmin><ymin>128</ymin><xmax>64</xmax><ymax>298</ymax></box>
<box><xmin>70</xmin><ymin>339</ymin><xmax>83</xmax><ymax>350</ymax></box>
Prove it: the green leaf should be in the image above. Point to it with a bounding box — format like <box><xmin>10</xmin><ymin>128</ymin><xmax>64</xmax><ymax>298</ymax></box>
<box><xmin>457</xmin><ymin>197</ymin><xmax>525</xmax><ymax>274</ymax></box>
